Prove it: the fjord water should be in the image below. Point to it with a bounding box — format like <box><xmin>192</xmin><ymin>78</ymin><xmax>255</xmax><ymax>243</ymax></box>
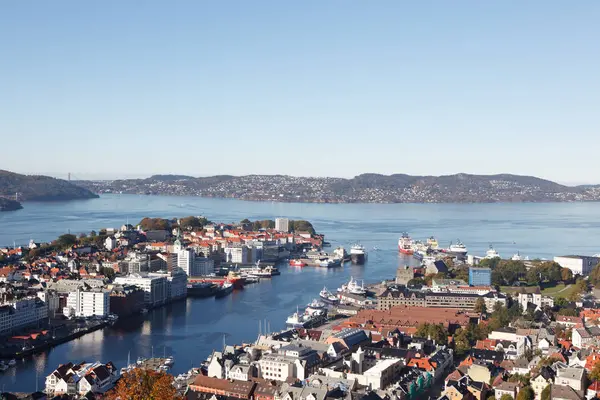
<box><xmin>1</xmin><ymin>195</ymin><xmax>600</xmax><ymax>391</ymax></box>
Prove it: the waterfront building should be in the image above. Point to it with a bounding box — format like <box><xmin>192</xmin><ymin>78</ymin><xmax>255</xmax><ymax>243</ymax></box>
<box><xmin>45</xmin><ymin>361</ymin><xmax>119</xmax><ymax>396</ymax></box>
<box><xmin>37</xmin><ymin>289</ymin><xmax>60</xmax><ymax>317</ymax></box>
<box><xmin>469</xmin><ymin>267</ymin><xmax>492</xmax><ymax>286</ymax></box>
<box><xmin>188</xmin><ymin>375</ymin><xmax>256</xmax><ymax>400</ymax></box>
<box><xmin>376</xmin><ymin>286</ymin><xmax>506</xmax><ymax>311</ymax></box>
<box><xmin>114</xmin><ymin>273</ymin><xmax>167</xmax><ymax>308</ymax></box>
<box><xmin>108</xmin><ymin>285</ymin><xmax>145</xmax><ymax>316</ymax></box>
<box><xmin>395</xmin><ymin>266</ymin><xmax>414</xmax><ymax>285</ymax></box>
<box><xmin>275</xmin><ymin>218</ymin><xmax>289</xmax><ymax>233</ymax></box>
<box><xmin>224</xmin><ymin>246</ymin><xmax>256</xmax><ymax>264</ymax></box>
<box><xmin>176</xmin><ymin>248</ymin><xmax>194</xmax><ymax>275</ymax></box>
<box><xmin>64</xmin><ymin>288</ymin><xmax>110</xmax><ymax>318</ymax></box>
<box><xmin>149</xmin><ymin>268</ymin><xmax>187</xmax><ymax>301</ymax></box>
<box><xmin>47</xmin><ymin>278</ymin><xmax>105</xmax><ymax>293</ymax></box>
<box><xmin>176</xmin><ymin>248</ymin><xmax>214</xmax><ymax>276</ymax></box>
<box><xmin>0</xmin><ymin>296</ymin><xmax>48</xmax><ymax>336</ymax></box>
<box><xmin>554</xmin><ymin>255</ymin><xmax>600</xmax><ymax>276</ymax></box>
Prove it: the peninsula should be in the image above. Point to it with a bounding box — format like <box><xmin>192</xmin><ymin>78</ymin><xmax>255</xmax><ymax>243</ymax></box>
<box><xmin>76</xmin><ymin>173</ymin><xmax>600</xmax><ymax>204</ymax></box>
<box><xmin>0</xmin><ymin>170</ymin><xmax>98</xmax><ymax>208</ymax></box>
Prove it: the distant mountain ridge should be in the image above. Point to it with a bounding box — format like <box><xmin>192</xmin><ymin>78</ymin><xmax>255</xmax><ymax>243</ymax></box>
<box><xmin>0</xmin><ymin>170</ymin><xmax>99</xmax><ymax>203</ymax></box>
<box><xmin>75</xmin><ymin>172</ymin><xmax>600</xmax><ymax>204</ymax></box>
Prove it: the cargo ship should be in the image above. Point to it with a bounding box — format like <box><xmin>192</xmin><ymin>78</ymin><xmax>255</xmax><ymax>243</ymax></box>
<box><xmin>188</xmin><ymin>271</ymin><xmax>244</xmax><ymax>289</ymax></box>
<box><xmin>443</xmin><ymin>240</ymin><xmax>468</xmax><ymax>256</ymax></box>
<box><xmin>319</xmin><ymin>287</ymin><xmax>339</xmax><ymax>305</ymax></box>
<box><xmin>398</xmin><ymin>233</ymin><xmax>414</xmax><ymax>255</ymax></box>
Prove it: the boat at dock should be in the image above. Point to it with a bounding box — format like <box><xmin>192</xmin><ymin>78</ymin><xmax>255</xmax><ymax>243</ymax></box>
<box><xmin>319</xmin><ymin>287</ymin><xmax>339</xmax><ymax>304</ymax></box>
<box><xmin>242</xmin><ymin>261</ymin><xmax>280</xmax><ymax>277</ymax></box>
<box><xmin>187</xmin><ymin>282</ymin><xmax>218</xmax><ymax>297</ymax></box>
<box><xmin>398</xmin><ymin>233</ymin><xmax>414</xmax><ymax>255</ymax></box>
<box><xmin>286</xmin><ymin>307</ymin><xmax>326</xmax><ymax>329</ymax></box>
<box><xmin>306</xmin><ymin>299</ymin><xmax>327</xmax><ymax>314</ymax></box>
<box><xmin>485</xmin><ymin>244</ymin><xmax>500</xmax><ymax>259</ymax></box>
<box><xmin>337</xmin><ymin>276</ymin><xmax>366</xmax><ymax>296</ymax></box>
<box><xmin>318</xmin><ymin>258</ymin><xmax>341</xmax><ymax>268</ymax></box>
<box><xmin>215</xmin><ymin>282</ymin><xmax>234</xmax><ymax>298</ymax></box>
<box><xmin>427</xmin><ymin>236</ymin><xmax>439</xmax><ymax>250</ymax></box>
<box><xmin>350</xmin><ymin>244</ymin><xmax>366</xmax><ymax>264</ymax></box>
<box><xmin>289</xmin><ymin>259</ymin><xmax>307</xmax><ymax>267</ymax></box>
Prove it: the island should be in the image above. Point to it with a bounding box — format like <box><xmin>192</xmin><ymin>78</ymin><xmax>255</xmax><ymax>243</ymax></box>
<box><xmin>0</xmin><ymin>170</ymin><xmax>99</xmax><ymax>209</ymax></box>
<box><xmin>76</xmin><ymin>172</ymin><xmax>600</xmax><ymax>204</ymax></box>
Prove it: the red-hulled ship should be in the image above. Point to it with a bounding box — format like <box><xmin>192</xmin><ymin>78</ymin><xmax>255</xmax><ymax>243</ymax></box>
<box><xmin>189</xmin><ymin>271</ymin><xmax>244</xmax><ymax>289</ymax></box>
<box><xmin>289</xmin><ymin>259</ymin><xmax>306</xmax><ymax>267</ymax></box>
<box><xmin>398</xmin><ymin>232</ymin><xmax>414</xmax><ymax>255</ymax></box>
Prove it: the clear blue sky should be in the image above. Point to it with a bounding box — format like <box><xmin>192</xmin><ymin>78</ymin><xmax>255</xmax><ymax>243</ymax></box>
<box><xmin>1</xmin><ymin>1</ymin><xmax>599</xmax><ymax>184</ymax></box>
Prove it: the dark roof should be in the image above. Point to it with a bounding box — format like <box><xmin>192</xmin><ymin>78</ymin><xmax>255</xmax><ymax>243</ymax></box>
<box><xmin>433</xmin><ymin>260</ymin><xmax>449</xmax><ymax>273</ymax></box>
<box><xmin>470</xmin><ymin>349</ymin><xmax>504</xmax><ymax>362</ymax></box>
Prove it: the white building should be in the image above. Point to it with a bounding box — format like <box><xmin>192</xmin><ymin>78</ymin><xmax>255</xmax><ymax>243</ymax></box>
<box><xmin>64</xmin><ymin>288</ymin><xmax>110</xmax><ymax>318</ymax></box>
<box><xmin>0</xmin><ymin>296</ymin><xmax>49</xmax><ymax>336</ymax></box>
<box><xmin>554</xmin><ymin>255</ymin><xmax>600</xmax><ymax>276</ymax></box>
<box><xmin>119</xmin><ymin>251</ymin><xmax>150</xmax><ymax>274</ymax></box>
<box><xmin>37</xmin><ymin>290</ymin><xmax>61</xmax><ymax>317</ymax></box>
<box><xmin>104</xmin><ymin>236</ymin><xmax>117</xmax><ymax>251</ymax></box>
<box><xmin>114</xmin><ymin>274</ymin><xmax>167</xmax><ymax>308</ymax></box>
<box><xmin>517</xmin><ymin>292</ymin><xmax>555</xmax><ymax>312</ymax></box>
<box><xmin>224</xmin><ymin>246</ymin><xmax>255</xmax><ymax>264</ymax></box>
<box><xmin>177</xmin><ymin>249</ymin><xmax>214</xmax><ymax>276</ymax></box>
<box><xmin>275</xmin><ymin>218</ymin><xmax>289</xmax><ymax>232</ymax></box>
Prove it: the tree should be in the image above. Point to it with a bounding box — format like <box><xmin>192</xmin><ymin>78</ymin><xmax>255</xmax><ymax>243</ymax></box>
<box><xmin>453</xmin><ymin>328</ymin><xmax>471</xmax><ymax>355</ymax></box>
<box><xmin>500</xmin><ymin>395</ymin><xmax>514</xmax><ymax>400</ymax></box>
<box><xmin>575</xmin><ymin>278</ymin><xmax>589</xmax><ymax>294</ymax></box>
<box><xmin>554</xmin><ymin>297</ymin><xmax>569</xmax><ymax>308</ymax></box>
<box><xmin>179</xmin><ymin>216</ymin><xmax>208</xmax><ymax>230</ymax></box>
<box><xmin>516</xmin><ymin>386</ymin><xmax>534</xmax><ymax>400</ymax></box>
<box><xmin>560</xmin><ymin>268</ymin><xmax>573</xmax><ymax>282</ymax></box>
<box><xmin>289</xmin><ymin>220</ymin><xmax>315</xmax><ymax>234</ymax></box>
<box><xmin>474</xmin><ymin>298</ymin><xmax>487</xmax><ymax>314</ymax></box>
<box><xmin>138</xmin><ymin>217</ymin><xmax>170</xmax><ymax>231</ymax></box>
<box><xmin>240</xmin><ymin>218</ymin><xmax>251</xmax><ymax>224</ymax></box>
<box><xmin>100</xmin><ymin>267</ymin><xmax>116</xmax><ymax>280</ymax></box>
<box><xmin>540</xmin><ymin>384</ymin><xmax>551</xmax><ymax>400</ymax></box>
<box><xmin>415</xmin><ymin>323</ymin><xmax>449</xmax><ymax>345</ymax></box>
<box><xmin>56</xmin><ymin>233</ymin><xmax>77</xmax><ymax>249</ymax></box>
<box><xmin>589</xmin><ymin>360</ymin><xmax>600</xmax><ymax>381</ymax></box>
<box><xmin>590</xmin><ymin>262</ymin><xmax>600</xmax><ymax>285</ymax></box>
<box><xmin>106</xmin><ymin>369</ymin><xmax>182</xmax><ymax>400</ymax></box>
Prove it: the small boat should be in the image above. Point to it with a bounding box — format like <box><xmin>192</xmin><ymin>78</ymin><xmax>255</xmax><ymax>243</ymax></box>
<box><xmin>485</xmin><ymin>244</ymin><xmax>500</xmax><ymax>259</ymax></box>
<box><xmin>306</xmin><ymin>299</ymin><xmax>327</xmax><ymax>314</ymax></box>
<box><xmin>337</xmin><ymin>277</ymin><xmax>367</xmax><ymax>296</ymax></box>
<box><xmin>164</xmin><ymin>356</ymin><xmax>175</xmax><ymax>366</ymax></box>
<box><xmin>215</xmin><ymin>282</ymin><xmax>234</xmax><ymax>298</ymax></box>
<box><xmin>318</xmin><ymin>258</ymin><xmax>341</xmax><ymax>268</ymax></box>
<box><xmin>319</xmin><ymin>287</ymin><xmax>339</xmax><ymax>305</ymax></box>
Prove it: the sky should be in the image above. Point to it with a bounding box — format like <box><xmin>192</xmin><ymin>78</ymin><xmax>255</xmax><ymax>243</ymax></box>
<box><xmin>1</xmin><ymin>1</ymin><xmax>599</xmax><ymax>184</ymax></box>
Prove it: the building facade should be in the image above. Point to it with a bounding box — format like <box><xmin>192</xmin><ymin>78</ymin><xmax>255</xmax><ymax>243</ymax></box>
<box><xmin>469</xmin><ymin>267</ymin><xmax>492</xmax><ymax>286</ymax></box>
<box><xmin>64</xmin><ymin>288</ymin><xmax>110</xmax><ymax>318</ymax></box>
<box><xmin>275</xmin><ymin>218</ymin><xmax>289</xmax><ymax>233</ymax></box>
<box><xmin>0</xmin><ymin>296</ymin><xmax>49</xmax><ymax>336</ymax></box>
<box><xmin>554</xmin><ymin>255</ymin><xmax>600</xmax><ymax>276</ymax></box>
<box><xmin>114</xmin><ymin>274</ymin><xmax>167</xmax><ymax>308</ymax></box>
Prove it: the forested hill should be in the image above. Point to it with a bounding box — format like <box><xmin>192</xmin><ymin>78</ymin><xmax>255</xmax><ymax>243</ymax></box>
<box><xmin>0</xmin><ymin>170</ymin><xmax>99</xmax><ymax>202</ymax></box>
<box><xmin>75</xmin><ymin>173</ymin><xmax>600</xmax><ymax>203</ymax></box>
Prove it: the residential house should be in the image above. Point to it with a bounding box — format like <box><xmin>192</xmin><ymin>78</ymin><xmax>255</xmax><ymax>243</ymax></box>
<box><xmin>555</xmin><ymin>367</ymin><xmax>586</xmax><ymax>392</ymax></box>
<box><xmin>494</xmin><ymin>381</ymin><xmax>520</xmax><ymax>400</ymax></box>
<box><xmin>531</xmin><ymin>367</ymin><xmax>555</xmax><ymax>400</ymax></box>
<box><xmin>549</xmin><ymin>384</ymin><xmax>584</xmax><ymax>400</ymax></box>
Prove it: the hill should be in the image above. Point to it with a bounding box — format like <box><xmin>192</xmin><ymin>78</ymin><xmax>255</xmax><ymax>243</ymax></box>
<box><xmin>74</xmin><ymin>173</ymin><xmax>600</xmax><ymax>203</ymax></box>
<box><xmin>0</xmin><ymin>170</ymin><xmax>99</xmax><ymax>202</ymax></box>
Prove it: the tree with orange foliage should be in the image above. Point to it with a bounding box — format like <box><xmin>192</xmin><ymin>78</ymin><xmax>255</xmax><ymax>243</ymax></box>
<box><xmin>106</xmin><ymin>368</ymin><xmax>182</xmax><ymax>400</ymax></box>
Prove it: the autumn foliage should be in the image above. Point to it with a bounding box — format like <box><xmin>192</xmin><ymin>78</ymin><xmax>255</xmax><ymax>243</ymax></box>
<box><xmin>106</xmin><ymin>369</ymin><xmax>182</xmax><ymax>400</ymax></box>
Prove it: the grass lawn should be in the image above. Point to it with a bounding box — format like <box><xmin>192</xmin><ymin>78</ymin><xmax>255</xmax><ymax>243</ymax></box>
<box><xmin>499</xmin><ymin>283</ymin><xmax>575</xmax><ymax>299</ymax></box>
<box><xmin>541</xmin><ymin>283</ymin><xmax>575</xmax><ymax>298</ymax></box>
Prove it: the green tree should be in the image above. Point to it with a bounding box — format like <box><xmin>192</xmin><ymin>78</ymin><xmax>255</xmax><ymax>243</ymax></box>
<box><xmin>56</xmin><ymin>234</ymin><xmax>77</xmax><ymax>249</ymax></box>
<box><xmin>516</xmin><ymin>386</ymin><xmax>534</xmax><ymax>400</ymax></box>
<box><xmin>554</xmin><ymin>297</ymin><xmax>569</xmax><ymax>308</ymax></box>
<box><xmin>138</xmin><ymin>217</ymin><xmax>170</xmax><ymax>231</ymax></box>
<box><xmin>289</xmin><ymin>220</ymin><xmax>315</xmax><ymax>234</ymax></box>
<box><xmin>474</xmin><ymin>298</ymin><xmax>487</xmax><ymax>314</ymax></box>
<box><xmin>500</xmin><ymin>395</ymin><xmax>514</xmax><ymax>400</ymax></box>
<box><xmin>540</xmin><ymin>385</ymin><xmax>551</xmax><ymax>400</ymax></box>
<box><xmin>26</xmin><ymin>248</ymin><xmax>40</xmax><ymax>261</ymax></box>
<box><xmin>100</xmin><ymin>267</ymin><xmax>116</xmax><ymax>280</ymax></box>
<box><xmin>240</xmin><ymin>218</ymin><xmax>251</xmax><ymax>224</ymax></box>
<box><xmin>453</xmin><ymin>328</ymin><xmax>471</xmax><ymax>355</ymax></box>
<box><xmin>415</xmin><ymin>323</ymin><xmax>449</xmax><ymax>345</ymax></box>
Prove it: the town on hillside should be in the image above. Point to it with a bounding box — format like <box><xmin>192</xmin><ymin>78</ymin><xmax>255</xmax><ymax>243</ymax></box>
<box><xmin>2</xmin><ymin>219</ymin><xmax>600</xmax><ymax>400</ymax></box>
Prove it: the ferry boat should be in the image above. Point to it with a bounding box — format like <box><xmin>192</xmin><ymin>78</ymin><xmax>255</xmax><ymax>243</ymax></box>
<box><xmin>251</xmin><ymin>265</ymin><xmax>280</xmax><ymax>277</ymax></box>
<box><xmin>444</xmin><ymin>240</ymin><xmax>468</xmax><ymax>256</ymax></box>
<box><xmin>398</xmin><ymin>233</ymin><xmax>414</xmax><ymax>255</ymax></box>
<box><xmin>215</xmin><ymin>282</ymin><xmax>234</xmax><ymax>298</ymax></box>
<box><xmin>350</xmin><ymin>244</ymin><xmax>366</xmax><ymax>264</ymax></box>
<box><xmin>511</xmin><ymin>252</ymin><xmax>529</xmax><ymax>261</ymax></box>
<box><xmin>319</xmin><ymin>287</ymin><xmax>340</xmax><ymax>304</ymax></box>
<box><xmin>337</xmin><ymin>276</ymin><xmax>366</xmax><ymax>296</ymax></box>
<box><xmin>289</xmin><ymin>259</ymin><xmax>307</xmax><ymax>267</ymax></box>
<box><xmin>485</xmin><ymin>244</ymin><xmax>500</xmax><ymax>259</ymax></box>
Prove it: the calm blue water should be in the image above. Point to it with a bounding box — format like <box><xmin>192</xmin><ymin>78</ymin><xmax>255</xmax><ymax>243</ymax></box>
<box><xmin>1</xmin><ymin>194</ymin><xmax>600</xmax><ymax>391</ymax></box>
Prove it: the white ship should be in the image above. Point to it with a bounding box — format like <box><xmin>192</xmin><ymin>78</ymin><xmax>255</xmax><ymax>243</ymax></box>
<box><xmin>337</xmin><ymin>276</ymin><xmax>366</xmax><ymax>296</ymax></box>
<box><xmin>350</xmin><ymin>244</ymin><xmax>366</xmax><ymax>264</ymax></box>
<box><xmin>485</xmin><ymin>244</ymin><xmax>500</xmax><ymax>259</ymax></box>
<box><xmin>286</xmin><ymin>307</ymin><xmax>326</xmax><ymax>329</ymax></box>
<box><xmin>445</xmin><ymin>240</ymin><xmax>468</xmax><ymax>255</ymax></box>
<box><xmin>511</xmin><ymin>251</ymin><xmax>529</xmax><ymax>261</ymax></box>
